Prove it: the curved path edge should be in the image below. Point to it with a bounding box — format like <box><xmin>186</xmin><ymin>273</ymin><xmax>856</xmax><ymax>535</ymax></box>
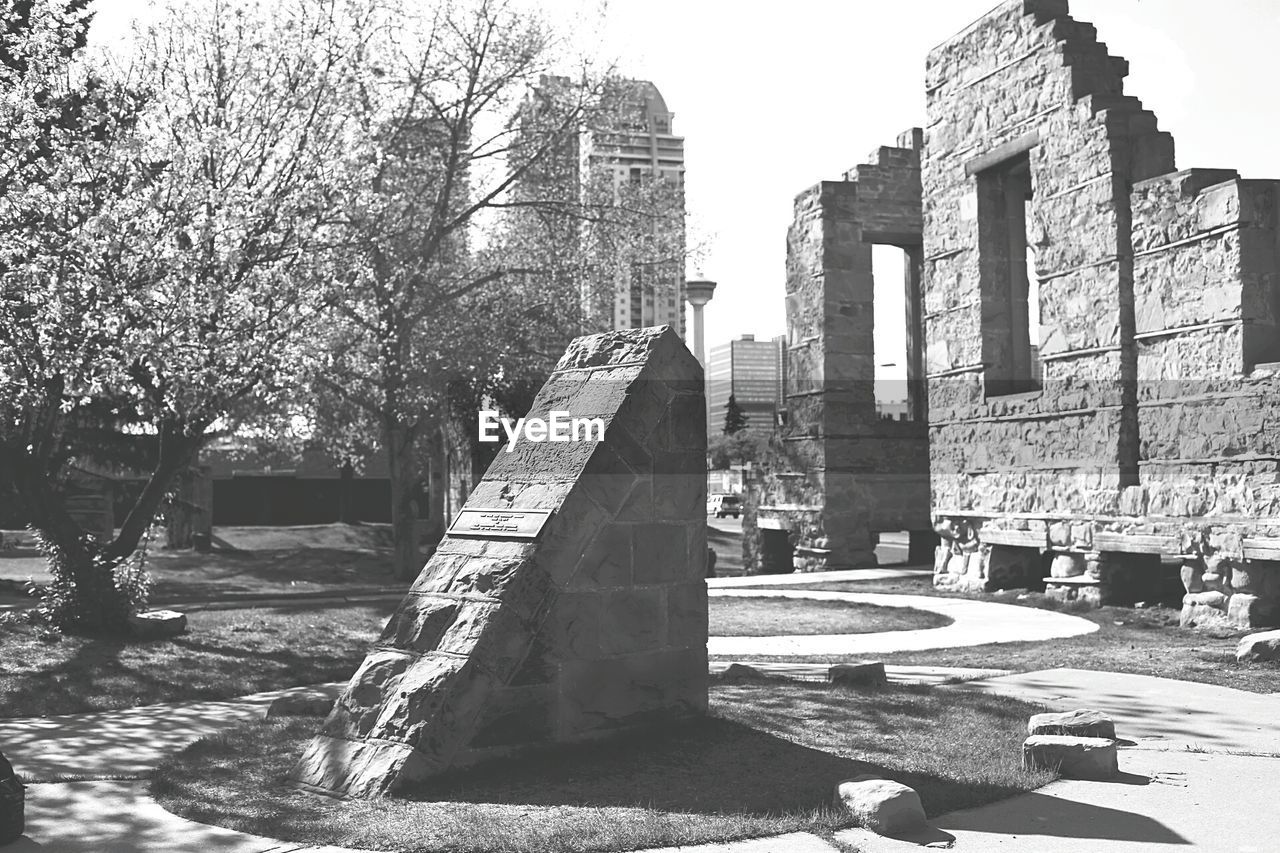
<box><xmin>708</xmin><ymin>589</ymin><xmax>1098</xmax><ymax>657</ymax></box>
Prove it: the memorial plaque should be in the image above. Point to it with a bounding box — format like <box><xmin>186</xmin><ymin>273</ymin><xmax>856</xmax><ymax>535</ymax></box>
<box><xmin>447</xmin><ymin>508</ymin><xmax>552</xmax><ymax>540</ymax></box>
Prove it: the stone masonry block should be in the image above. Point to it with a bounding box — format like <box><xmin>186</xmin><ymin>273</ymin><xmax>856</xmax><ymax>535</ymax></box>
<box><xmin>1022</xmin><ymin>735</ymin><xmax>1119</xmax><ymax>780</ymax></box>
<box><xmin>1028</xmin><ymin>709</ymin><xmax>1117</xmax><ymax>739</ymax></box>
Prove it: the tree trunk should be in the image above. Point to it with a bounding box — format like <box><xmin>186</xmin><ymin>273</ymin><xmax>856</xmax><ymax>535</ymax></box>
<box><xmin>422</xmin><ymin>429</ymin><xmax>447</xmax><ymax>552</ymax></box>
<box><xmin>1</xmin><ymin>447</ymin><xmax>131</xmax><ymax>633</ymax></box>
<box><xmin>338</xmin><ymin>461</ymin><xmax>357</xmax><ymax>524</ymax></box>
<box><xmin>384</xmin><ymin>421</ymin><xmax>423</xmax><ymax>582</ymax></box>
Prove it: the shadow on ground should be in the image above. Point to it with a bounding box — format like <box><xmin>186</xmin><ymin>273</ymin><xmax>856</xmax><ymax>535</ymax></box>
<box><xmin>939</xmin><ymin>790</ymin><xmax>1189</xmax><ymax>844</ymax></box>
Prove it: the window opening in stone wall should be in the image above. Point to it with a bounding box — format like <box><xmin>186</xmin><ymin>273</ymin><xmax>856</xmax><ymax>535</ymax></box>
<box><xmin>977</xmin><ymin>152</ymin><xmax>1041</xmax><ymax>397</ymax></box>
<box><xmin>872</xmin><ymin>245</ymin><xmax>912</xmax><ymax>421</ymax></box>
<box><xmin>872</xmin><ymin>244</ymin><xmax>926</xmax><ymax>421</ymax></box>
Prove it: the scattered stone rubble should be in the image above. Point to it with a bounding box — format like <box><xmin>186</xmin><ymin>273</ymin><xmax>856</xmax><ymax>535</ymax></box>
<box><xmin>828</xmin><ymin>662</ymin><xmax>888</xmax><ymax>688</ymax></box>
<box><xmin>126</xmin><ymin>610</ymin><xmax>187</xmax><ymax>640</ymax></box>
<box><xmin>1236</xmin><ymin>629</ymin><xmax>1280</xmax><ymax>662</ymax></box>
<box><xmin>834</xmin><ymin>774</ymin><xmax>928</xmax><ymax>836</ymax></box>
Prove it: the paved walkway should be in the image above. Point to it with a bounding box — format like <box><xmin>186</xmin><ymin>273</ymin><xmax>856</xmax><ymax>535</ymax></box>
<box><xmin>14</xmin><ymin>781</ymin><xmax>370</xmax><ymax>853</ymax></box>
<box><xmin>709</xmin><ymin>566</ymin><xmax>932</xmax><ymax>588</ymax></box>
<box><xmin>840</xmin><ymin>669</ymin><xmax>1280</xmax><ymax>853</ymax></box>
<box><xmin>8</xmin><ymin>668</ymin><xmax>1280</xmax><ymax>853</ymax></box>
<box><xmin>708</xmin><ymin>588</ymin><xmax>1098</xmax><ymax>656</ymax></box>
<box><xmin>0</xmin><ymin>684</ymin><xmax>344</xmax><ymax>782</ymax></box>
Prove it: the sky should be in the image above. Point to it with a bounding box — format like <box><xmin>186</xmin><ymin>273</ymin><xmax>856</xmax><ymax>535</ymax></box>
<box><xmin>87</xmin><ymin>0</ymin><xmax>1280</xmax><ymax>379</ymax></box>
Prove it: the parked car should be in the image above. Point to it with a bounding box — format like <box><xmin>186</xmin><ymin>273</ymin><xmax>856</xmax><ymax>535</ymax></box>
<box><xmin>707</xmin><ymin>494</ymin><xmax>741</xmax><ymax>518</ymax></box>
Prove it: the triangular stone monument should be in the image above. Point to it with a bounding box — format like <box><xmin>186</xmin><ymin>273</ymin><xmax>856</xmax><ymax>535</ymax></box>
<box><xmin>292</xmin><ymin>326</ymin><xmax>709</xmax><ymax>797</ymax></box>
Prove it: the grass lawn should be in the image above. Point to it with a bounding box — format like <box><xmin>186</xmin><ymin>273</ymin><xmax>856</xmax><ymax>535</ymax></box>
<box><xmin>0</xmin><ymin>603</ymin><xmax>394</xmax><ymax>718</ymax></box>
<box><xmin>0</xmin><ymin>523</ymin><xmax>404</xmax><ymax>604</ymax></box>
<box><xmin>151</xmin><ymin>681</ymin><xmax>1052</xmax><ymax>853</ymax></box>
<box><xmin>709</xmin><ymin>596</ymin><xmax>949</xmax><ymax>636</ymax></box>
<box><xmin>742</xmin><ymin>575</ymin><xmax>1280</xmax><ymax>694</ymax></box>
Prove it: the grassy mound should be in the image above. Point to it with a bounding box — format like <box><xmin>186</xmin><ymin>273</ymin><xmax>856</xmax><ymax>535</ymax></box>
<box><xmin>152</xmin><ymin>682</ymin><xmax>1052</xmax><ymax>853</ymax></box>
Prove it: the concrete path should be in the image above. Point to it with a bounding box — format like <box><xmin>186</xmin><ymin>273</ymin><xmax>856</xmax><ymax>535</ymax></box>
<box><xmin>13</xmin><ymin>780</ymin><xmax>374</xmax><ymax>853</ymax></box>
<box><xmin>709</xmin><ymin>566</ymin><xmax>932</xmax><ymax>588</ymax></box>
<box><xmin>845</xmin><ymin>669</ymin><xmax>1280</xmax><ymax>853</ymax></box>
<box><xmin>708</xmin><ymin>589</ymin><xmax>1098</xmax><ymax>656</ymax></box>
<box><xmin>0</xmin><ymin>684</ymin><xmax>344</xmax><ymax>782</ymax></box>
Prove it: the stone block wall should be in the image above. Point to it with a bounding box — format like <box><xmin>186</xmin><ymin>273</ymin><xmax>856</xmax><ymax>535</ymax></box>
<box><xmin>925</xmin><ymin>0</ymin><xmax>1280</xmax><ymax>627</ymax></box>
<box><xmin>744</xmin><ymin>130</ymin><xmax>933</xmax><ymax>573</ymax></box>
<box><xmin>293</xmin><ymin>326</ymin><xmax>707</xmax><ymax>797</ymax></box>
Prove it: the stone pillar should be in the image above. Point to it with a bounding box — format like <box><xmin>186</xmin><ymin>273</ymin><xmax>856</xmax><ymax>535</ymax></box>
<box><xmin>744</xmin><ymin>131</ymin><xmax>929</xmax><ymax>573</ymax></box>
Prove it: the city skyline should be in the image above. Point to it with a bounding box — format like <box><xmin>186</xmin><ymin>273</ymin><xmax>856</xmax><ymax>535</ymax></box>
<box><xmin>87</xmin><ymin>1</ymin><xmax>1280</xmax><ymax>378</ymax></box>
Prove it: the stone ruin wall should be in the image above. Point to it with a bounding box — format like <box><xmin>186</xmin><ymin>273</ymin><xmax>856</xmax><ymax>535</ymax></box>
<box><xmin>924</xmin><ymin>0</ymin><xmax>1280</xmax><ymax>628</ymax></box>
<box><xmin>744</xmin><ymin>132</ymin><xmax>935</xmax><ymax>573</ymax></box>
<box><xmin>293</xmin><ymin>327</ymin><xmax>708</xmax><ymax>797</ymax></box>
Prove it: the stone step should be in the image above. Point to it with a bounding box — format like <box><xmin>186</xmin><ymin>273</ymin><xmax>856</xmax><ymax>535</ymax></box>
<box><xmin>1023</xmin><ymin>735</ymin><xmax>1119</xmax><ymax>780</ymax></box>
<box><xmin>1028</xmin><ymin>709</ymin><xmax>1117</xmax><ymax>739</ymax></box>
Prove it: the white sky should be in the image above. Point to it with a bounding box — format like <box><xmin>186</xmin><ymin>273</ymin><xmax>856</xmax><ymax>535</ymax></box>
<box><xmin>88</xmin><ymin>0</ymin><xmax>1280</xmax><ymax>381</ymax></box>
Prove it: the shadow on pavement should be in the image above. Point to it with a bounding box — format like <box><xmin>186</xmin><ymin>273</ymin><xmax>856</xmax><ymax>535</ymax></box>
<box><xmin>940</xmin><ymin>790</ymin><xmax>1189</xmax><ymax>844</ymax></box>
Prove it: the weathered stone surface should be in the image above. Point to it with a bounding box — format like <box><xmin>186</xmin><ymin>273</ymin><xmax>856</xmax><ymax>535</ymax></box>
<box><xmin>1050</xmin><ymin>553</ymin><xmax>1086</xmax><ymax>579</ymax></box>
<box><xmin>1028</xmin><ymin>709</ymin><xmax>1116</xmax><ymax>739</ymax></box>
<box><xmin>718</xmin><ymin>663</ymin><xmax>770</xmax><ymax>682</ymax></box>
<box><xmin>828</xmin><ymin>662</ymin><xmax>888</xmax><ymax>688</ymax></box>
<box><xmin>1022</xmin><ymin>735</ymin><xmax>1119</xmax><ymax>780</ymax></box>
<box><xmin>744</xmin><ymin>131</ymin><xmax>930</xmax><ymax>574</ymax></box>
<box><xmin>924</xmin><ymin>0</ymin><xmax>1280</xmax><ymax>625</ymax></box>
<box><xmin>834</xmin><ymin>775</ymin><xmax>927</xmax><ymax>835</ymax></box>
<box><xmin>1236</xmin><ymin>630</ymin><xmax>1280</xmax><ymax>662</ymax></box>
<box><xmin>127</xmin><ymin>610</ymin><xmax>187</xmax><ymax>640</ymax></box>
<box><xmin>292</xmin><ymin>327</ymin><xmax>707</xmax><ymax>797</ymax></box>
<box><xmin>1227</xmin><ymin>593</ymin><xmax>1280</xmax><ymax>629</ymax></box>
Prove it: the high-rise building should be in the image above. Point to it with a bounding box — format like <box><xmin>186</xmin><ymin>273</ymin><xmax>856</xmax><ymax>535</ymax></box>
<box><xmin>707</xmin><ymin>335</ymin><xmax>783</xmax><ymax>438</ymax></box>
<box><xmin>519</xmin><ymin>77</ymin><xmax>686</xmax><ymax>339</ymax></box>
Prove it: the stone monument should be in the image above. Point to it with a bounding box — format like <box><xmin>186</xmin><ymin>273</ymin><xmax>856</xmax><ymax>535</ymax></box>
<box><xmin>292</xmin><ymin>326</ymin><xmax>708</xmax><ymax>797</ymax></box>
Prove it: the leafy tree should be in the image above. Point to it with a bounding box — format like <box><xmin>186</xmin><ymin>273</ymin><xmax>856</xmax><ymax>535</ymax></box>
<box><xmin>308</xmin><ymin>1</ymin><xmax>688</xmax><ymax>580</ymax></box>
<box><xmin>0</xmin><ymin>0</ymin><xmax>351</xmax><ymax>632</ymax></box>
<box><xmin>723</xmin><ymin>394</ymin><xmax>749</xmax><ymax>435</ymax></box>
<box><xmin>708</xmin><ymin>430</ymin><xmax>763</xmax><ymax>469</ymax></box>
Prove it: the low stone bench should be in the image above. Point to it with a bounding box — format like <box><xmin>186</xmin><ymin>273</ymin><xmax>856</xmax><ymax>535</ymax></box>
<box><xmin>1022</xmin><ymin>735</ymin><xmax>1118</xmax><ymax>780</ymax></box>
<box><xmin>1028</xmin><ymin>709</ymin><xmax>1116</xmax><ymax>739</ymax></box>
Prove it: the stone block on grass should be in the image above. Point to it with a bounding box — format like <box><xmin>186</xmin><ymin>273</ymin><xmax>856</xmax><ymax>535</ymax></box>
<box><xmin>1028</xmin><ymin>709</ymin><xmax>1116</xmax><ymax>739</ymax></box>
<box><xmin>718</xmin><ymin>663</ymin><xmax>770</xmax><ymax>682</ymax></box>
<box><xmin>828</xmin><ymin>662</ymin><xmax>887</xmax><ymax>688</ymax></box>
<box><xmin>1237</xmin><ymin>629</ymin><xmax>1280</xmax><ymax>662</ymax></box>
<box><xmin>834</xmin><ymin>775</ymin><xmax>926</xmax><ymax>836</ymax></box>
<box><xmin>127</xmin><ymin>610</ymin><xmax>187</xmax><ymax>640</ymax></box>
<box><xmin>1022</xmin><ymin>735</ymin><xmax>1118</xmax><ymax>780</ymax></box>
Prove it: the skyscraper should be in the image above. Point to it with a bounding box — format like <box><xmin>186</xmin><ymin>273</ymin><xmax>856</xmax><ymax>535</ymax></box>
<box><xmin>707</xmin><ymin>335</ymin><xmax>784</xmax><ymax>438</ymax></box>
<box><xmin>519</xmin><ymin>77</ymin><xmax>687</xmax><ymax>339</ymax></box>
